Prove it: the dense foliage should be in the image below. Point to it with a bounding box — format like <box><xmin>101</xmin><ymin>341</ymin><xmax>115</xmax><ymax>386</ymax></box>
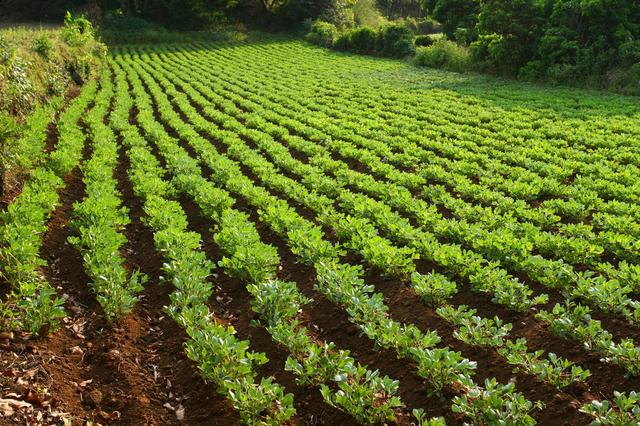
<box><xmin>306</xmin><ymin>21</ymin><xmax>415</xmax><ymax>57</ymax></box>
<box><xmin>421</xmin><ymin>0</ymin><xmax>640</xmax><ymax>92</ymax></box>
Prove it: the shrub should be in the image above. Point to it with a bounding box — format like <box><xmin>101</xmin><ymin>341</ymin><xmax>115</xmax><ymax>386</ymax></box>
<box><xmin>333</xmin><ymin>31</ymin><xmax>351</xmax><ymax>51</ymax></box>
<box><xmin>310</xmin><ymin>20</ymin><xmax>415</xmax><ymax>58</ymax></box>
<box><xmin>469</xmin><ymin>33</ymin><xmax>523</xmax><ymax>73</ymax></box>
<box><xmin>453</xmin><ymin>27</ymin><xmax>476</xmax><ymax>45</ymax></box>
<box><xmin>417</xmin><ymin>18</ymin><xmax>441</xmax><ymax>35</ymax></box>
<box><xmin>377</xmin><ymin>23</ymin><xmax>415</xmax><ymax>58</ymax></box>
<box><xmin>518</xmin><ymin>60</ymin><xmax>545</xmax><ymax>81</ymax></box>
<box><xmin>32</xmin><ymin>35</ymin><xmax>53</xmax><ymax>60</ymax></box>
<box><xmin>403</xmin><ymin>17</ymin><xmax>439</xmax><ymax>35</ymax></box>
<box><xmin>415</xmin><ymin>35</ymin><xmax>434</xmax><ymax>47</ymax></box>
<box><xmin>305</xmin><ymin>21</ymin><xmax>339</xmax><ymax>48</ymax></box>
<box><xmin>415</xmin><ymin>39</ymin><xmax>470</xmax><ymax>72</ymax></box>
<box><xmin>61</xmin><ymin>12</ymin><xmax>93</xmax><ymax>47</ymax></box>
<box><xmin>60</xmin><ymin>12</ymin><xmax>106</xmax><ymax>84</ymax></box>
<box><xmin>348</xmin><ymin>26</ymin><xmax>378</xmax><ymax>54</ymax></box>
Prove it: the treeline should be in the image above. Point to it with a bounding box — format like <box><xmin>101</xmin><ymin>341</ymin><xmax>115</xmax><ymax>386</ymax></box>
<box><xmin>304</xmin><ymin>0</ymin><xmax>639</xmax><ymax>94</ymax></box>
<box><xmin>0</xmin><ymin>0</ymin><xmax>332</xmax><ymax>29</ymax></box>
<box><xmin>421</xmin><ymin>0</ymin><xmax>640</xmax><ymax>92</ymax></box>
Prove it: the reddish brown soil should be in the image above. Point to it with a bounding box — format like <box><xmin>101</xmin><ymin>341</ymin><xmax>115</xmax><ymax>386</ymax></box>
<box><xmin>176</xmin><ymin>193</ymin><xmax>356</xmax><ymax>425</ymax></box>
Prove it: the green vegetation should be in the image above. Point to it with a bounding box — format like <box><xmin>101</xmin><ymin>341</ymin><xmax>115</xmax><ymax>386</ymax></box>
<box><xmin>414</xmin><ymin>38</ymin><xmax>469</xmax><ymax>72</ymax></box>
<box><xmin>307</xmin><ymin>21</ymin><xmax>416</xmax><ymax>57</ymax></box>
<box><xmin>100</xmin><ymin>38</ymin><xmax>639</xmax><ymax>423</ymax></box>
<box><xmin>0</xmin><ymin>79</ymin><xmax>97</xmax><ymax>333</ymax></box>
<box><xmin>421</xmin><ymin>0</ymin><xmax>640</xmax><ymax>93</ymax></box>
<box><xmin>0</xmin><ymin>15</ymin><xmax>105</xmax><ymax>117</ymax></box>
<box><xmin>1</xmin><ymin>3</ymin><xmax>639</xmax><ymax>423</ymax></box>
<box><xmin>0</xmin><ymin>14</ymin><xmax>105</xmax><ymax>202</ymax></box>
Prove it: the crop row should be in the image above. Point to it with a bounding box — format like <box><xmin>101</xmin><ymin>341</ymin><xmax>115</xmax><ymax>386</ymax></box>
<box><xmin>0</xmin><ymin>80</ymin><xmax>97</xmax><ymax>333</ymax></box>
<box><xmin>117</xmin><ymin>55</ymin><xmax>444</xmax><ymax>425</ymax></box>
<box><xmin>139</xmin><ymin>44</ymin><xmax>640</xmax><ymax>324</ymax></box>
<box><xmin>68</xmin><ymin>67</ymin><xmax>146</xmax><ymax>320</ymax></box>
<box><xmin>200</xmin><ymin>40</ymin><xmax>640</xmax><ymax>268</ymax></box>
<box><xmin>191</xmin><ymin>40</ymin><xmax>640</xmax><ymax>231</ymax></box>
<box><xmin>159</xmin><ymin>42</ymin><xmax>638</xmax><ymax>287</ymax></box>
<box><xmin>9</xmin><ymin>95</ymin><xmax>62</xmax><ymax>176</ymax></box>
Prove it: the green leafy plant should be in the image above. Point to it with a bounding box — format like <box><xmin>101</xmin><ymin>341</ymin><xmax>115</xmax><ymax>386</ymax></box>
<box><xmin>580</xmin><ymin>391</ymin><xmax>640</xmax><ymax>426</ymax></box>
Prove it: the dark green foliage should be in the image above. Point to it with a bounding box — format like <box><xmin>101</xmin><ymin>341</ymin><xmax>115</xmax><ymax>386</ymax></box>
<box><xmin>531</xmin><ymin>0</ymin><xmax>640</xmax><ymax>88</ymax></box>
<box><xmin>378</xmin><ymin>23</ymin><xmax>415</xmax><ymax>57</ymax></box>
<box><xmin>103</xmin><ymin>10</ymin><xmax>165</xmax><ymax>32</ymax></box>
<box><xmin>403</xmin><ymin>17</ymin><xmax>440</xmax><ymax>35</ymax></box>
<box><xmin>414</xmin><ymin>34</ymin><xmax>433</xmax><ymax>47</ymax></box>
<box><xmin>308</xmin><ymin>21</ymin><xmax>415</xmax><ymax>58</ymax></box>
<box><xmin>377</xmin><ymin>0</ymin><xmax>423</xmax><ymax>20</ymax></box>
<box><xmin>419</xmin><ymin>0</ymin><xmax>640</xmax><ymax>93</ymax></box>
<box><xmin>420</xmin><ymin>0</ymin><xmax>479</xmax><ymax>39</ymax></box>
<box><xmin>470</xmin><ymin>0</ymin><xmax>542</xmax><ymax>74</ymax></box>
<box><xmin>348</xmin><ymin>26</ymin><xmax>378</xmax><ymax>53</ymax></box>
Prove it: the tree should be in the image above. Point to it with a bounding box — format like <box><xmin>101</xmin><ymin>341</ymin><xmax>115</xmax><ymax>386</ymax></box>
<box><xmin>471</xmin><ymin>0</ymin><xmax>542</xmax><ymax>73</ymax></box>
<box><xmin>420</xmin><ymin>0</ymin><xmax>479</xmax><ymax>39</ymax></box>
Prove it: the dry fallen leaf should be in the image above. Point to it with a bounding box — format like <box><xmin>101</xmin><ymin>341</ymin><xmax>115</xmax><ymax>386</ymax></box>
<box><xmin>0</xmin><ymin>398</ymin><xmax>32</xmax><ymax>416</ymax></box>
<box><xmin>70</xmin><ymin>346</ymin><xmax>84</xmax><ymax>355</ymax></box>
<box><xmin>175</xmin><ymin>404</ymin><xmax>185</xmax><ymax>420</ymax></box>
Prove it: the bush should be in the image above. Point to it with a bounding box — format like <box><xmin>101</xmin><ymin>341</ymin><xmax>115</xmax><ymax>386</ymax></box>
<box><xmin>61</xmin><ymin>12</ymin><xmax>93</xmax><ymax>47</ymax></box>
<box><xmin>308</xmin><ymin>20</ymin><xmax>415</xmax><ymax>58</ymax></box>
<box><xmin>305</xmin><ymin>21</ymin><xmax>338</xmax><ymax>48</ymax></box>
<box><xmin>347</xmin><ymin>26</ymin><xmax>378</xmax><ymax>54</ymax></box>
<box><xmin>377</xmin><ymin>23</ymin><xmax>415</xmax><ymax>58</ymax></box>
<box><xmin>60</xmin><ymin>12</ymin><xmax>106</xmax><ymax>84</ymax></box>
<box><xmin>415</xmin><ymin>39</ymin><xmax>470</xmax><ymax>72</ymax></box>
<box><xmin>453</xmin><ymin>27</ymin><xmax>476</xmax><ymax>45</ymax></box>
<box><xmin>32</xmin><ymin>35</ymin><xmax>53</xmax><ymax>60</ymax></box>
<box><xmin>417</xmin><ymin>18</ymin><xmax>441</xmax><ymax>35</ymax></box>
<box><xmin>333</xmin><ymin>31</ymin><xmax>351</xmax><ymax>51</ymax></box>
<box><xmin>415</xmin><ymin>35</ymin><xmax>434</xmax><ymax>47</ymax></box>
<box><xmin>403</xmin><ymin>17</ymin><xmax>439</xmax><ymax>35</ymax></box>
